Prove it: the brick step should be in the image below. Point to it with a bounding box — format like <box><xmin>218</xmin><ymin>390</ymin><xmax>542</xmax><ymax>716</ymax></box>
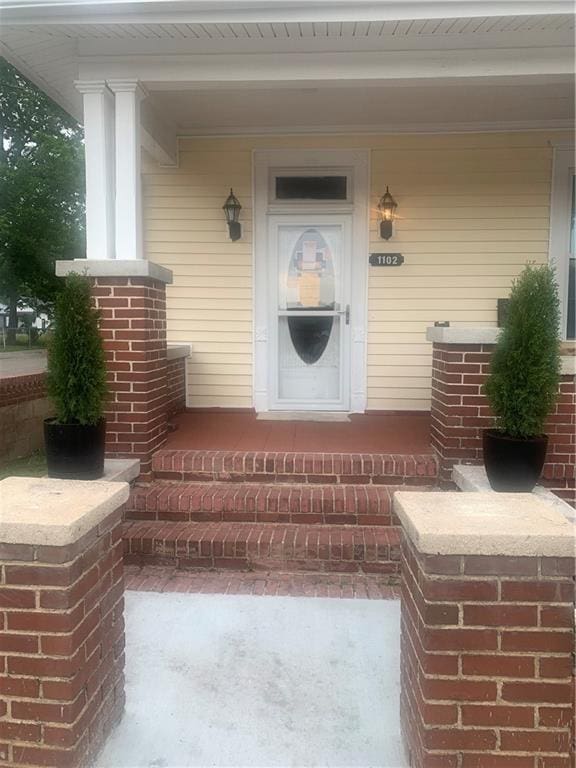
<box><xmin>123</xmin><ymin>520</ymin><xmax>401</xmax><ymax>577</ymax></box>
<box><xmin>152</xmin><ymin>449</ymin><xmax>438</xmax><ymax>485</ymax></box>
<box><xmin>125</xmin><ymin>481</ymin><xmax>422</xmax><ymax>526</ymax></box>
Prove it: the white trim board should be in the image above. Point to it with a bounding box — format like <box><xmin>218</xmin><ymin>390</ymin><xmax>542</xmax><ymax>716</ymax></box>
<box><xmin>252</xmin><ymin>148</ymin><xmax>369</xmax><ymax>414</ymax></box>
<box><xmin>548</xmin><ymin>146</ymin><xmax>575</xmax><ymax>339</ymax></box>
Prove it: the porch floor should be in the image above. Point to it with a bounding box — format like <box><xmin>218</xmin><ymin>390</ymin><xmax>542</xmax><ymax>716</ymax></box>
<box><xmin>165</xmin><ymin>410</ymin><xmax>431</xmax><ymax>453</ymax></box>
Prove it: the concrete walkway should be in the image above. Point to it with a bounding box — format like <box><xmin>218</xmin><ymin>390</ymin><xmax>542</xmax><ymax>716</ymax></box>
<box><xmin>0</xmin><ymin>350</ymin><xmax>47</xmax><ymax>378</ymax></box>
<box><xmin>97</xmin><ymin>591</ymin><xmax>405</xmax><ymax>768</ymax></box>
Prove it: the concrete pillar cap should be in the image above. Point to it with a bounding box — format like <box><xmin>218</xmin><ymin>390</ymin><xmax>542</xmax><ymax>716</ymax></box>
<box><xmin>55</xmin><ymin>259</ymin><xmax>173</xmax><ymax>284</ymax></box>
<box><xmin>394</xmin><ymin>491</ymin><xmax>575</xmax><ymax>557</ymax></box>
<box><xmin>0</xmin><ymin>477</ymin><xmax>129</xmax><ymax>546</ymax></box>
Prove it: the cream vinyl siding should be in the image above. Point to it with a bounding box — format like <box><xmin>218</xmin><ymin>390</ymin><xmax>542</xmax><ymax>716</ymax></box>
<box><xmin>142</xmin><ymin>131</ymin><xmax>572</xmax><ymax>411</ymax></box>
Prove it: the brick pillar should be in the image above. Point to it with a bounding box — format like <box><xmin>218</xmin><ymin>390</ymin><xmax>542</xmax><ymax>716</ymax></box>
<box><xmin>430</xmin><ymin>338</ymin><xmax>496</xmax><ymax>484</ymax></box>
<box><xmin>395</xmin><ymin>491</ymin><xmax>575</xmax><ymax>768</ymax></box>
<box><xmin>56</xmin><ymin>260</ymin><xmax>174</xmax><ymax>481</ymax></box>
<box><xmin>543</xmin><ymin>373</ymin><xmax>576</xmax><ymax>503</ymax></box>
<box><xmin>0</xmin><ymin>476</ymin><xmax>129</xmax><ymax>768</ymax></box>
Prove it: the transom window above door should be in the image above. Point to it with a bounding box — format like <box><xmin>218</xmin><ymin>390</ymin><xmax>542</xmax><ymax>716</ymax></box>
<box><xmin>269</xmin><ymin>169</ymin><xmax>353</xmax><ymax>204</ymax></box>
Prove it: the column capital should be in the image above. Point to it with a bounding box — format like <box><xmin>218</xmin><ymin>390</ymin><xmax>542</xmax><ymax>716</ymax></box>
<box><xmin>107</xmin><ymin>78</ymin><xmax>148</xmax><ymax>100</ymax></box>
<box><xmin>74</xmin><ymin>79</ymin><xmax>113</xmax><ymax>97</ymax></box>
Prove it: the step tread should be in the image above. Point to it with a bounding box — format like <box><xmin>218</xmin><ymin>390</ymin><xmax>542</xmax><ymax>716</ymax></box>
<box><xmin>123</xmin><ymin>520</ymin><xmax>401</xmax><ymax>576</ymax></box>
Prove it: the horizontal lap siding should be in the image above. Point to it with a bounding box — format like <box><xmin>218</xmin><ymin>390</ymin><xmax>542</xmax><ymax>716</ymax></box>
<box><xmin>368</xmin><ymin>142</ymin><xmax>553</xmax><ymax>410</ymax></box>
<box><xmin>142</xmin><ymin>132</ymin><xmax>569</xmax><ymax>411</ymax></box>
<box><xmin>143</xmin><ymin>148</ymin><xmax>253</xmax><ymax>407</ymax></box>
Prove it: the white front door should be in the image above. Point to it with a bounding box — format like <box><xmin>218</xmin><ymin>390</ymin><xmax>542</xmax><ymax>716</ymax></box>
<box><xmin>268</xmin><ymin>215</ymin><xmax>352</xmax><ymax>410</ymax></box>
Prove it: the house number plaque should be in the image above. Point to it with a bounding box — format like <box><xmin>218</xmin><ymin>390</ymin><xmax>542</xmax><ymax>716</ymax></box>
<box><xmin>369</xmin><ymin>253</ymin><xmax>404</xmax><ymax>266</ymax></box>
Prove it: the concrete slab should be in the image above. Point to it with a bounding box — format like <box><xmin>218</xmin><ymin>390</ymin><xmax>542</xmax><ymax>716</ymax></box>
<box><xmin>96</xmin><ymin>592</ymin><xmax>405</xmax><ymax>768</ymax></box>
<box><xmin>453</xmin><ymin>464</ymin><xmax>575</xmax><ymax>525</ymax></box>
<box><xmin>101</xmin><ymin>458</ymin><xmax>140</xmax><ymax>484</ymax></box>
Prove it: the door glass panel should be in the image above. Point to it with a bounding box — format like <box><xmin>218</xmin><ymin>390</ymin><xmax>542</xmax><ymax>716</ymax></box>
<box><xmin>277</xmin><ymin>224</ymin><xmax>342</xmax><ymax>402</ymax></box>
<box><xmin>288</xmin><ymin>316</ymin><xmax>333</xmax><ymax>364</ymax></box>
<box><xmin>278</xmin><ymin>316</ymin><xmax>340</xmax><ymax>400</ymax></box>
<box><xmin>280</xmin><ymin>227</ymin><xmax>337</xmax><ymax>310</ymax></box>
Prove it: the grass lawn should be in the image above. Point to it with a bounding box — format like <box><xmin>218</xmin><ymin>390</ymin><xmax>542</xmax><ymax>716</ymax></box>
<box><xmin>0</xmin><ymin>451</ymin><xmax>47</xmax><ymax>480</ymax></box>
<box><xmin>0</xmin><ymin>333</ymin><xmax>49</xmax><ymax>353</ymax></box>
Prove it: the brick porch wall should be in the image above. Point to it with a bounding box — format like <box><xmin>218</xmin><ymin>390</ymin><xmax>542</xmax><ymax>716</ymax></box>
<box><xmin>166</xmin><ymin>357</ymin><xmax>186</xmax><ymax>418</ymax></box>
<box><xmin>431</xmin><ymin>342</ymin><xmax>576</xmax><ymax>503</ymax></box>
<box><xmin>0</xmin><ymin>373</ymin><xmax>53</xmax><ymax>461</ymax></box>
<box><xmin>400</xmin><ymin>535</ymin><xmax>575</xmax><ymax>768</ymax></box>
<box><xmin>91</xmin><ymin>276</ymin><xmax>169</xmax><ymax>479</ymax></box>
<box><xmin>0</xmin><ymin>503</ymin><xmax>126</xmax><ymax>767</ymax></box>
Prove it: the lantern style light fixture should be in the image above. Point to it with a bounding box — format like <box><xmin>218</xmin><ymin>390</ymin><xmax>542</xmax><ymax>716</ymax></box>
<box><xmin>223</xmin><ymin>188</ymin><xmax>242</xmax><ymax>241</ymax></box>
<box><xmin>377</xmin><ymin>186</ymin><xmax>398</xmax><ymax>240</ymax></box>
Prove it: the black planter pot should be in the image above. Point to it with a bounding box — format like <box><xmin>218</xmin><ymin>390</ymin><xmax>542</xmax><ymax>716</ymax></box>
<box><xmin>44</xmin><ymin>418</ymin><xmax>106</xmax><ymax>480</ymax></box>
<box><xmin>483</xmin><ymin>429</ymin><xmax>548</xmax><ymax>493</ymax></box>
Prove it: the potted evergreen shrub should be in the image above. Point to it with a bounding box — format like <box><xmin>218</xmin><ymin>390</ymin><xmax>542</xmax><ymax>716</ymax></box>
<box><xmin>482</xmin><ymin>264</ymin><xmax>561</xmax><ymax>492</ymax></box>
<box><xmin>44</xmin><ymin>273</ymin><xmax>108</xmax><ymax>479</ymax></box>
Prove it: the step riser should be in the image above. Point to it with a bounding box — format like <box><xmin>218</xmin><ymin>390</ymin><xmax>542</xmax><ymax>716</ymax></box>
<box><xmin>123</xmin><ymin>524</ymin><xmax>401</xmax><ymax>578</ymax></box>
<box><xmin>127</xmin><ymin>510</ymin><xmax>398</xmax><ymax>526</ymax></box>
<box><xmin>153</xmin><ymin>450</ymin><xmax>438</xmax><ymax>486</ymax></box>
<box><xmin>124</xmin><ymin>553</ymin><xmax>400</xmax><ymax>577</ymax></box>
<box><xmin>126</xmin><ymin>485</ymin><xmax>407</xmax><ymax>527</ymax></box>
<box><xmin>156</xmin><ymin>471</ymin><xmax>434</xmax><ymax>485</ymax></box>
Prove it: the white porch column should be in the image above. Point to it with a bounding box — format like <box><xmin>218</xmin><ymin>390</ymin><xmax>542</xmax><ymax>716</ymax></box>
<box><xmin>107</xmin><ymin>79</ymin><xmax>146</xmax><ymax>260</ymax></box>
<box><xmin>75</xmin><ymin>81</ymin><xmax>115</xmax><ymax>260</ymax></box>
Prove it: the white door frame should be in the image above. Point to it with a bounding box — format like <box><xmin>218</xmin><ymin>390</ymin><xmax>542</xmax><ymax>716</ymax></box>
<box><xmin>253</xmin><ymin>148</ymin><xmax>370</xmax><ymax>413</ymax></box>
<box><xmin>548</xmin><ymin>145</ymin><xmax>574</xmax><ymax>340</ymax></box>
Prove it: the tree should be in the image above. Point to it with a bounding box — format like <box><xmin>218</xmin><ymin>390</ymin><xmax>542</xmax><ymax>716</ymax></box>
<box><xmin>483</xmin><ymin>264</ymin><xmax>561</xmax><ymax>438</ymax></box>
<box><xmin>0</xmin><ymin>58</ymin><xmax>85</xmax><ymax>343</ymax></box>
<box><xmin>47</xmin><ymin>273</ymin><xmax>107</xmax><ymax>425</ymax></box>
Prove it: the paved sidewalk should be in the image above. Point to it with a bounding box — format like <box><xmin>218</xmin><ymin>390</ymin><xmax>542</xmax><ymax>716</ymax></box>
<box><xmin>97</xmin><ymin>590</ymin><xmax>405</xmax><ymax>767</ymax></box>
<box><xmin>125</xmin><ymin>565</ymin><xmax>401</xmax><ymax>600</ymax></box>
<box><xmin>0</xmin><ymin>350</ymin><xmax>47</xmax><ymax>378</ymax></box>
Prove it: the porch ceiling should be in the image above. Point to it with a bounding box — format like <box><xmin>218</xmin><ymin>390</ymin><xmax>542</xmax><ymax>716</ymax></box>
<box><xmin>0</xmin><ymin>2</ymin><xmax>573</xmax><ymax>160</ymax></box>
<box><xmin>146</xmin><ymin>76</ymin><xmax>574</xmax><ymax>134</ymax></box>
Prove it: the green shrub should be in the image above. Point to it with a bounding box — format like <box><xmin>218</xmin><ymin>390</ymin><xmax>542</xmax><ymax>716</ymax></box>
<box><xmin>47</xmin><ymin>273</ymin><xmax>107</xmax><ymax>425</ymax></box>
<box><xmin>483</xmin><ymin>264</ymin><xmax>561</xmax><ymax>438</ymax></box>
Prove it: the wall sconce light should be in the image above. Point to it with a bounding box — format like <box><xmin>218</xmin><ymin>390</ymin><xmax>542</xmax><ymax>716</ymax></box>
<box><xmin>378</xmin><ymin>186</ymin><xmax>398</xmax><ymax>240</ymax></box>
<box><xmin>223</xmin><ymin>188</ymin><xmax>242</xmax><ymax>241</ymax></box>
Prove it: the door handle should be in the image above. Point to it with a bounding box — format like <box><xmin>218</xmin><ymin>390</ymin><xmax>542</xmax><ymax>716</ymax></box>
<box><xmin>337</xmin><ymin>304</ymin><xmax>350</xmax><ymax>325</ymax></box>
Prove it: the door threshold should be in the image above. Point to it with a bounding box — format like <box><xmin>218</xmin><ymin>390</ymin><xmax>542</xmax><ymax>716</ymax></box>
<box><xmin>256</xmin><ymin>411</ymin><xmax>351</xmax><ymax>422</ymax></box>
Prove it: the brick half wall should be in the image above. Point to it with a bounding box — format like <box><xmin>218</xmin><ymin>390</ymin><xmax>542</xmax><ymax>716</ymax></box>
<box><xmin>400</xmin><ymin>536</ymin><xmax>575</xmax><ymax>768</ymax></box>
<box><xmin>431</xmin><ymin>342</ymin><xmax>576</xmax><ymax>503</ymax></box>
<box><xmin>166</xmin><ymin>356</ymin><xmax>186</xmax><ymax>419</ymax></box>
<box><xmin>0</xmin><ymin>373</ymin><xmax>53</xmax><ymax>461</ymax></box>
<box><xmin>0</xmin><ymin>500</ymin><xmax>126</xmax><ymax>767</ymax></box>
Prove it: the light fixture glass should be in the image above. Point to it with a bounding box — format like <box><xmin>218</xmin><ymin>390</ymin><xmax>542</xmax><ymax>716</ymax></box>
<box><xmin>223</xmin><ymin>188</ymin><xmax>242</xmax><ymax>241</ymax></box>
<box><xmin>378</xmin><ymin>186</ymin><xmax>398</xmax><ymax>240</ymax></box>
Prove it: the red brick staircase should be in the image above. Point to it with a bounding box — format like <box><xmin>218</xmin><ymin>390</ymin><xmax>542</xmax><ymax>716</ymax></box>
<box><xmin>122</xmin><ymin>449</ymin><xmax>439</xmax><ymax>581</ymax></box>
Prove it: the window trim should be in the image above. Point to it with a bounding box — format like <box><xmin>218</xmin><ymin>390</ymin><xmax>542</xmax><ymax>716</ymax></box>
<box><xmin>548</xmin><ymin>146</ymin><xmax>574</xmax><ymax>340</ymax></box>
